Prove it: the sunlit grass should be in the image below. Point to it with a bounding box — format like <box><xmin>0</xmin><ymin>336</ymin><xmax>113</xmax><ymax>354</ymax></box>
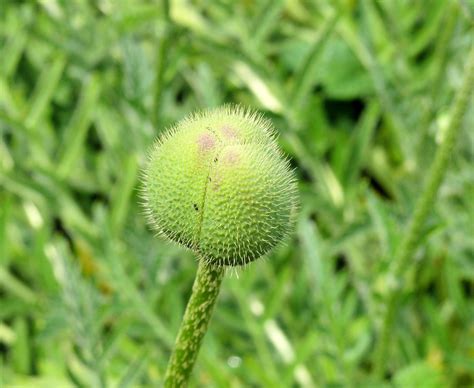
<box><xmin>0</xmin><ymin>1</ymin><xmax>473</xmax><ymax>387</ymax></box>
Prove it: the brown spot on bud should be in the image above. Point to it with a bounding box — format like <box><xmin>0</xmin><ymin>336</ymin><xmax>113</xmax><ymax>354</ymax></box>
<box><xmin>197</xmin><ymin>133</ymin><xmax>216</xmax><ymax>153</ymax></box>
<box><xmin>223</xmin><ymin>149</ymin><xmax>239</xmax><ymax>164</ymax></box>
<box><xmin>221</xmin><ymin>125</ymin><xmax>238</xmax><ymax>140</ymax></box>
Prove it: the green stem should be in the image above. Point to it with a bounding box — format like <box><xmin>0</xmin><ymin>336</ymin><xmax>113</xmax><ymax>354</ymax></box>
<box><xmin>164</xmin><ymin>262</ymin><xmax>225</xmax><ymax>387</ymax></box>
<box><xmin>375</xmin><ymin>45</ymin><xmax>474</xmax><ymax>377</ymax></box>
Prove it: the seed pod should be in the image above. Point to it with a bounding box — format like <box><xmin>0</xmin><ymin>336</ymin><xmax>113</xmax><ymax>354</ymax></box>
<box><xmin>142</xmin><ymin>105</ymin><xmax>297</xmax><ymax>266</ymax></box>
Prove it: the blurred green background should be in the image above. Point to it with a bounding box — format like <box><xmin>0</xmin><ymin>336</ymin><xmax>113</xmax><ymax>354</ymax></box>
<box><xmin>1</xmin><ymin>0</ymin><xmax>473</xmax><ymax>387</ymax></box>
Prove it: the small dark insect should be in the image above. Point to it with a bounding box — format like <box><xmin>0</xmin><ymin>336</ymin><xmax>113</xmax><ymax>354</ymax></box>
<box><xmin>193</xmin><ymin>203</ymin><xmax>199</xmax><ymax>211</ymax></box>
<box><xmin>214</xmin><ymin>157</ymin><xmax>218</xmax><ymax>163</ymax></box>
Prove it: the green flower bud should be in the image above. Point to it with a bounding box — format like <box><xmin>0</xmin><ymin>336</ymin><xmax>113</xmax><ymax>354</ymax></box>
<box><xmin>142</xmin><ymin>105</ymin><xmax>297</xmax><ymax>266</ymax></box>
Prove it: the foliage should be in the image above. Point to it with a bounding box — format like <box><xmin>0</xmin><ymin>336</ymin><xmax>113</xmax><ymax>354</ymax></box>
<box><xmin>0</xmin><ymin>0</ymin><xmax>473</xmax><ymax>387</ymax></box>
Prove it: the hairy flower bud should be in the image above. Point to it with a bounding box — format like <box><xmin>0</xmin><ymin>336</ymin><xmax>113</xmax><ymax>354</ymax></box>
<box><xmin>142</xmin><ymin>105</ymin><xmax>297</xmax><ymax>266</ymax></box>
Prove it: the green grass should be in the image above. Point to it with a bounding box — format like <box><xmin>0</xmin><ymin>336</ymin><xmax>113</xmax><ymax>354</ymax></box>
<box><xmin>1</xmin><ymin>0</ymin><xmax>473</xmax><ymax>387</ymax></box>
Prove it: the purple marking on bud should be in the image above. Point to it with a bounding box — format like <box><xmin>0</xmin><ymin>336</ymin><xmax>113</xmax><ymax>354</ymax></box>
<box><xmin>221</xmin><ymin>125</ymin><xmax>238</xmax><ymax>140</ymax></box>
<box><xmin>197</xmin><ymin>133</ymin><xmax>216</xmax><ymax>153</ymax></box>
<box><xmin>223</xmin><ymin>149</ymin><xmax>239</xmax><ymax>164</ymax></box>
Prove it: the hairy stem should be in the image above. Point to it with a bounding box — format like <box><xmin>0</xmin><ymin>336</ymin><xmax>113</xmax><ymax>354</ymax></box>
<box><xmin>164</xmin><ymin>262</ymin><xmax>225</xmax><ymax>387</ymax></box>
<box><xmin>375</xmin><ymin>45</ymin><xmax>474</xmax><ymax>377</ymax></box>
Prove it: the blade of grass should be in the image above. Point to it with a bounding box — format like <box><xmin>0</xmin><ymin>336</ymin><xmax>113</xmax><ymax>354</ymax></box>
<box><xmin>342</xmin><ymin>99</ymin><xmax>381</xmax><ymax>187</ymax></box>
<box><xmin>233</xmin><ymin>61</ymin><xmax>283</xmax><ymax>113</ymax></box>
<box><xmin>333</xmin><ymin>8</ymin><xmax>406</xmax><ymax>163</ymax></box>
<box><xmin>0</xmin><ymin>267</ymin><xmax>37</xmax><ymax>305</ymax></box>
<box><xmin>117</xmin><ymin>349</ymin><xmax>149</xmax><ymax>388</ymax></box>
<box><xmin>289</xmin><ymin>11</ymin><xmax>339</xmax><ymax>111</ymax></box>
<box><xmin>24</xmin><ymin>54</ymin><xmax>66</xmax><ymax>130</ymax></box>
<box><xmin>152</xmin><ymin>32</ymin><xmax>171</xmax><ymax>129</ymax></box>
<box><xmin>374</xmin><ymin>45</ymin><xmax>474</xmax><ymax>378</ymax></box>
<box><xmin>248</xmin><ymin>0</ymin><xmax>286</xmax><ymax>47</ymax></box>
<box><xmin>109</xmin><ymin>153</ymin><xmax>138</xmax><ymax>237</ymax></box>
<box><xmin>1</xmin><ymin>31</ymin><xmax>28</xmax><ymax>78</ymax></box>
<box><xmin>57</xmin><ymin>74</ymin><xmax>100</xmax><ymax>179</ymax></box>
<box><xmin>152</xmin><ymin>0</ymin><xmax>173</xmax><ymax>128</ymax></box>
